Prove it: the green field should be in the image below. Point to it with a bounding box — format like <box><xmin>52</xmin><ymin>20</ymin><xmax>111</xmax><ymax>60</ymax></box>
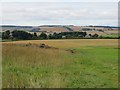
<box><xmin>2</xmin><ymin>39</ymin><xmax>118</xmax><ymax>88</ymax></box>
<box><xmin>101</xmin><ymin>34</ymin><xmax>120</xmax><ymax>38</ymax></box>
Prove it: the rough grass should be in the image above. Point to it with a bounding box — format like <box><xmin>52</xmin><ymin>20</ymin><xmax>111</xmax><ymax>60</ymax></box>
<box><xmin>2</xmin><ymin>39</ymin><xmax>118</xmax><ymax>88</ymax></box>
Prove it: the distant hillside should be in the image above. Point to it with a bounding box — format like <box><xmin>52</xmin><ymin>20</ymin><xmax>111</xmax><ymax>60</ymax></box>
<box><xmin>89</xmin><ymin>25</ymin><xmax>120</xmax><ymax>29</ymax></box>
<box><xmin>0</xmin><ymin>25</ymin><xmax>118</xmax><ymax>36</ymax></box>
<box><xmin>1</xmin><ymin>25</ymin><xmax>33</xmax><ymax>28</ymax></box>
<box><xmin>38</xmin><ymin>27</ymin><xmax>69</xmax><ymax>33</ymax></box>
<box><xmin>0</xmin><ymin>25</ymin><xmax>34</xmax><ymax>32</ymax></box>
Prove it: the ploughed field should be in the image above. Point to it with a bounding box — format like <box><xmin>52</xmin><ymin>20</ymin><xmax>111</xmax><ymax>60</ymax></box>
<box><xmin>2</xmin><ymin>39</ymin><xmax>118</xmax><ymax>88</ymax></box>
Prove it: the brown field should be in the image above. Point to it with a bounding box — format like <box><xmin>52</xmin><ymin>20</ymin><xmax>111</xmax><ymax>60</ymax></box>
<box><xmin>39</xmin><ymin>27</ymin><xmax>69</xmax><ymax>33</ymax></box>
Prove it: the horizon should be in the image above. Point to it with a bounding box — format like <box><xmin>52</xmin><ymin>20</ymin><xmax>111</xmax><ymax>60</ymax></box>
<box><xmin>0</xmin><ymin>24</ymin><xmax>119</xmax><ymax>27</ymax></box>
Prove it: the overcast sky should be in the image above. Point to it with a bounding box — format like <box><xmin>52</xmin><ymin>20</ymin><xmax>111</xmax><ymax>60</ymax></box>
<box><xmin>0</xmin><ymin>0</ymin><xmax>119</xmax><ymax>2</ymax></box>
<box><xmin>0</xmin><ymin>1</ymin><xmax>118</xmax><ymax>26</ymax></box>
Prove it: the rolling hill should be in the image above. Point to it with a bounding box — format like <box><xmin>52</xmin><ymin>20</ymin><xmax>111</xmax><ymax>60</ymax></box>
<box><xmin>0</xmin><ymin>25</ymin><xmax>118</xmax><ymax>36</ymax></box>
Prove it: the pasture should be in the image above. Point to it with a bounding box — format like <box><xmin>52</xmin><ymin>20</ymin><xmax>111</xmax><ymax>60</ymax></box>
<box><xmin>2</xmin><ymin>39</ymin><xmax>118</xmax><ymax>88</ymax></box>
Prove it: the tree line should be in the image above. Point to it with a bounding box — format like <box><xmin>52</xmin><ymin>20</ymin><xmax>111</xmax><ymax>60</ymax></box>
<box><xmin>1</xmin><ymin>30</ymin><xmax>105</xmax><ymax>40</ymax></box>
<box><xmin>2</xmin><ymin>30</ymin><xmax>47</xmax><ymax>40</ymax></box>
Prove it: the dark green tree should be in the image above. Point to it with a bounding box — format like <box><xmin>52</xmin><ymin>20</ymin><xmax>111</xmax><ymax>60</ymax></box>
<box><xmin>32</xmin><ymin>32</ymin><xmax>38</xmax><ymax>39</ymax></box>
<box><xmin>89</xmin><ymin>34</ymin><xmax>92</xmax><ymax>37</ymax></box>
<box><xmin>48</xmin><ymin>34</ymin><xmax>53</xmax><ymax>39</ymax></box>
<box><xmin>33</xmin><ymin>32</ymin><xmax>37</xmax><ymax>37</ymax></box>
<box><xmin>12</xmin><ymin>30</ymin><xmax>33</xmax><ymax>40</ymax></box>
<box><xmin>39</xmin><ymin>32</ymin><xmax>47</xmax><ymax>39</ymax></box>
<box><xmin>2</xmin><ymin>30</ymin><xmax>11</xmax><ymax>39</ymax></box>
<box><xmin>92</xmin><ymin>34</ymin><xmax>99</xmax><ymax>38</ymax></box>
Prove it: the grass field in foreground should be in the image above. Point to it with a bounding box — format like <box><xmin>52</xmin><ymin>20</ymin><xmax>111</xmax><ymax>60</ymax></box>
<box><xmin>2</xmin><ymin>39</ymin><xmax>118</xmax><ymax>88</ymax></box>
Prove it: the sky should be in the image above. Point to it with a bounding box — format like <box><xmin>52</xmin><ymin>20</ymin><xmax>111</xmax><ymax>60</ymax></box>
<box><xmin>0</xmin><ymin>0</ymin><xmax>119</xmax><ymax>2</ymax></box>
<box><xmin>0</xmin><ymin>0</ymin><xmax>119</xmax><ymax>26</ymax></box>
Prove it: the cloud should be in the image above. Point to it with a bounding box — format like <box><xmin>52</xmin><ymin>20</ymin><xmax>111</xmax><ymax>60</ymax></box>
<box><xmin>1</xmin><ymin>2</ymin><xmax>118</xmax><ymax>26</ymax></box>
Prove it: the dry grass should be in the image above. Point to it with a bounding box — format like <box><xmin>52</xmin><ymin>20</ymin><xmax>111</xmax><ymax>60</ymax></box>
<box><xmin>2</xmin><ymin>39</ymin><xmax>118</xmax><ymax>49</ymax></box>
<box><xmin>2</xmin><ymin>39</ymin><xmax>118</xmax><ymax>88</ymax></box>
<box><xmin>2</xmin><ymin>43</ymin><xmax>72</xmax><ymax>88</ymax></box>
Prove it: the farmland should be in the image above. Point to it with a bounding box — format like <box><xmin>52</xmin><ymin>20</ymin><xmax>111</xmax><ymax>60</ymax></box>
<box><xmin>0</xmin><ymin>25</ymin><xmax>118</xmax><ymax>36</ymax></box>
<box><xmin>2</xmin><ymin>39</ymin><xmax>118</xmax><ymax>88</ymax></box>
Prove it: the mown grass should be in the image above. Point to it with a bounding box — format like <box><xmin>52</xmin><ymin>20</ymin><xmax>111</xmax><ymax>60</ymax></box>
<box><xmin>2</xmin><ymin>39</ymin><xmax>118</xmax><ymax>88</ymax></box>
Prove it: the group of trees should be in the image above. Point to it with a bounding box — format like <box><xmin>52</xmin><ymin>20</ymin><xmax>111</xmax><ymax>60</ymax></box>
<box><xmin>1</xmin><ymin>30</ymin><xmax>100</xmax><ymax>40</ymax></box>
<box><xmin>12</xmin><ymin>30</ymin><xmax>33</xmax><ymax>40</ymax></box>
<box><xmin>2</xmin><ymin>30</ymin><xmax>48</xmax><ymax>40</ymax></box>
<box><xmin>48</xmin><ymin>32</ymin><xmax>87</xmax><ymax>39</ymax></box>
